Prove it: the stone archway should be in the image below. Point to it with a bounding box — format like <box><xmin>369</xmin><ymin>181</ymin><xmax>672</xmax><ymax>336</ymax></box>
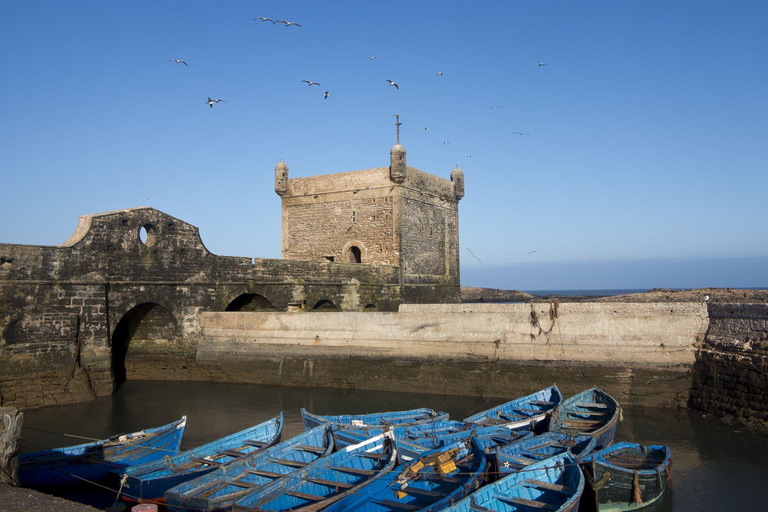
<box><xmin>225</xmin><ymin>293</ymin><xmax>276</xmax><ymax>312</ymax></box>
<box><xmin>111</xmin><ymin>302</ymin><xmax>178</xmax><ymax>384</ymax></box>
<box><xmin>311</xmin><ymin>300</ymin><xmax>339</xmax><ymax>311</ymax></box>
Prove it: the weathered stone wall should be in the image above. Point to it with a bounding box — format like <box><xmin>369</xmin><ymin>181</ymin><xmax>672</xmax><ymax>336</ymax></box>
<box><xmin>0</xmin><ymin>407</ymin><xmax>23</xmax><ymax>485</ymax></box>
<box><xmin>196</xmin><ymin>302</ymin><xmax>708</xmax><ymax>406</ymax></box>
<box><xmin>689</xmin><ymin>304</ymin><xmax>768</xmax><ymax>429</ymax></box>
<box><xmin>281</xmin><ymin>168</ymin><xmax>398</xmax><ymax>266</ymax></box>
<box><xmin>0</xmin><ymin>207</ymin><xmax>409</xmax><ymax>409</ymax></box>
<box><xmin>279</xmin><ymin>162</ymin><xmax>462</xmax><ymax>302</ymax></box>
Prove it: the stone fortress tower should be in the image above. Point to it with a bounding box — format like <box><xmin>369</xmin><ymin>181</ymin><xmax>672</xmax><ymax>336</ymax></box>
<box><xmin>275</xmin><ymin>131</ymin><xmax>464</xmax><ymax>303</ymax></box>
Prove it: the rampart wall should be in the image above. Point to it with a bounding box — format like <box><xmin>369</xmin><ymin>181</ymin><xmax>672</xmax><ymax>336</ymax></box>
<box><xmin>196</xmin><ymin>302</ymin><xmax>709</xmax><ymax>407</ymax></box>
<box><xmin>689</xmin><ymin>304</ymin><xmax>768</xmax><ymax>430</ymax></box>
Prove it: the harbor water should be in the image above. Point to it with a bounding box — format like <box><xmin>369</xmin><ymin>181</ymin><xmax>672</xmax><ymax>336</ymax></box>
<box><xmin>18</xmin><ymin>380</ymin><xmax>768</xmax><ymax>511</ymax></box>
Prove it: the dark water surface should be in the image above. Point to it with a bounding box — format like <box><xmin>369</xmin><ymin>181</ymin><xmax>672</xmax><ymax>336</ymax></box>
<box><xmin>19</xmin><ymin>380</ymin><xmax>768</xmax><ymax>511</ymax></box>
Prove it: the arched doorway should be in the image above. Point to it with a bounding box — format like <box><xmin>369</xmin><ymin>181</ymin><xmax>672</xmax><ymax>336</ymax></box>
<box><xmin>347</xmin><ymin>246</ymin><xmax>361</xmax><ymax>263</ymax></box>
<box><xmin>225</xmin><ymin>293</ymin><xmax>276</xmax><ymax>311</ymax></box>
<box><xmin>311</xmin><ymin>300</ymin><xmax>339</xmax><ymax>311</ymax></box>
<box><xmin>364</xmin><ymin>304</ymin><xmax>378</xmax><ymax>312</ymax></box>
<box><xmin>111</xmin><ymin>303</ymin><xmax>178</xmax><ymax>384</ymax></box>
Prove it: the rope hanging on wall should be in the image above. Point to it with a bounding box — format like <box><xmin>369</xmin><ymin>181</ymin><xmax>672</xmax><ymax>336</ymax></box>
<box><xmin>530</xmin><ymin>302</ymin><xmax>559</xmax><ymax>336</ymax></box>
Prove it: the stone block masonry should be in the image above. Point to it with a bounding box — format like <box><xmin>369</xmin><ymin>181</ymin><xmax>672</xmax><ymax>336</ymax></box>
<box><xmin>690</xmin><ymin>304</ymin><xmax>768</xmax><ymax>430</ymax></box>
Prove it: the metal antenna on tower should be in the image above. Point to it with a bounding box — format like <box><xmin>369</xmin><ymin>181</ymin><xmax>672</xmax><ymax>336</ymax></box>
<box><xmin>393</xmin><ymin>114</ymin><xmax>402</xmax><ymax>144</ymax></box>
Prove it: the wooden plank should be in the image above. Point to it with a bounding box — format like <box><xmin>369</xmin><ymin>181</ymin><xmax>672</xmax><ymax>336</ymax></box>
<box><xmin>361</xmin><ymin>451</ymin><xmax>386</xmax><ymax>459</ymax></box>
<box><xmin>399</xmin><ymin>486</ymin><xmax>446</xmax><ymax>498</ymax></box>
<box><xmin>524</xmin><ymin>479</ymin><xmax>574</xmax><ymax>493</ymax></box>
<box><xmin>191</xmin><ymin>457</ymin><xmax>223</xmax><ymax>466</ymax></box>
<box><xmin>268</xmin><ymin>458</ymin><xmax>308</xmax><ymax>467</ymax></box>
<box><xmin>373</xmin><ymin>499</ymin><xmax>422</xmax><ymax>511</ymax></box>
<box><xmin>330</xmin><ymin>465</ymin><xmax>375</xmax><ymax>476</ymax></box>
<box><xmin>196</xmin><ymin>482</ymin><xmax>229</xmax><ymax>499</ymax></box>
<box><xmin>529</xmin><ymin>400</ymin><xmax>555</xmax><ymax>406</ymax></box>
<box><xmin>574</xmin><ymin>402</ymin><xmax>609</xmax><ymax>408</ymax></box>
<box><xmin>221</xmin><ymin>450</ymin><xmax>246</xmax><ymax>458</ymax></box>
<box><xmin>558</xmin><ymin>419</ymin><xmax>603</xmax><ymax>426</ymax></box>
<box><xmin>500</xmin><ymin>496</ymin><xmax>558</xmax><ymax>510</ymax></box>
<box><xmin>512</xmin><ymin>407</ymin><xmax>542</xmax><ymax>414</ymax></box>
<box><xmin>244</xmin><ymin>468</ymin><xmax>283</xmax><ymax>478</ymax></box>
<box><xmin>285</xmin><ymin>490</ymin><xmax>325</xmax><ymax>502</ymax></box>
<box><xmin>307</xmin><ymin>477</ymin><xmax>353</xmax><ymax>489</ymax></box>
<box><xmin>296</xmin><ymin>444</ymin><xmax>326</xmax><ymax>454</ymax></box>
<box><xmin>566</xmin><ymin>411</ymin><xmax>608</xmax><ymax>417</ymax></box>
<box><xmin>246</xmin><ymin>439</ymin><xmax>266</xmax><ymax>447</ymax></box>
<box><xmin>504</xmin><ymin>456</ymin><xmax>535</xmax><ymax>465</ymax></box>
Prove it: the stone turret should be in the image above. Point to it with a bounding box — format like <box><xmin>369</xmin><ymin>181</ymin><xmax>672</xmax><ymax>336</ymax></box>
<box><xmin>389</xmin><ymin>143</ymin><xmax>406</xmax><ymax>184</ymax></box>
<box><xmin>275</xmin><ymin>159</ymin><xmax>288</xmax><ymax>196</ymax></box>
<box><xmin>451</xmin><ymin>165</ymin><xmax>464</xmax><ymax>200</ymax></box>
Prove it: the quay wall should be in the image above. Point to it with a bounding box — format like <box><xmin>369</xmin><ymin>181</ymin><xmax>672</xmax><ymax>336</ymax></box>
<box><xmin>196</xmin><ymin>302</ymin><xmax>709</xmax><ymax>407</ymax></box>
<box><xmin>689</xmin><ymin>304</ymin><xmax>768</xmax><ymax>429</ymax></box>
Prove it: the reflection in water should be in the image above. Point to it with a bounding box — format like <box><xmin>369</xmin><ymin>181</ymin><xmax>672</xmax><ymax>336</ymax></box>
<box><xmin>19</xmin><ymin>381</ymin><xmax>768</xmax><ymax>511</ymax></box>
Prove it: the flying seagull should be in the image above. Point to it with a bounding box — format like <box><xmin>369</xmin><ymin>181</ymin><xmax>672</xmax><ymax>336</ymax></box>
<box><xmin>489</xmin><ymin>105</ymin><xmax>503</xmax><ymax>109</ymax></box>
<box><xmin>466</xmin><ymin>248</ymin><xmax>482</xmax><ymax>263</ymax></box>
<box><xmin>302</xmin><ymin>80</ymin><xmax>321</xmax><ymax>86</ymax></box>
<box><xmin>538</xmin><ymin>62</ymin><xmax>547</xmax><ymax>66</ymax></box>
<box><xmin>443</xmin><ymin>141</ymin><xmax>450</xmax><ymax>145</ymax></box>
<box><xmin>424</xmin><ymin>127</ymin><xmax>428</xmax><ymax>130</ymax></box>
<box><xmin>169</xmin><ymin>59</ymin><xmax>188</xmax><ymax>66</ymax></box>
<box><xmin>512</xmin><ymin>132</ymin><xmax>531</xmax><ymax>136</ymax></box>
<box><xmin>206</xmin><ymin>97</ymin><xmax>225</xmax><ymax>108</ymax></box>
<box><xmin>436</xmin><ymin>72</ymin><xmax>443</xmax><ymax>76</ymax></box>
<box><xmin>369</xmin><ymin>56</ymin><xmax>376</xmax><ymax>60</ymax></box>
<box><xmin>323</xmin><ymin>91</ymin><xmax>329</xmax><ymax>99</ymax></box>
<box><xmin>254</xmin><ymin>17</ymin><xmax>276</xmax><ymax>24</ymax></box>
<box><xmin>386</xmin><ymin>79</ymin><xmax>399</xmax><ymax>89</ymax></box>
<box><xmin>466</xmin><ymin>155</ymin><xmax>472</xmax><ymax>158</ymax></box>
<box><xmin>528</xmin><ymin>250</ymin><xmax>537</xmax><ymax>255</ymax></box>
<box><xmin>277</xmin><ymin>20</ymin><xmax>302</xmax><ymax>27</ymax></box>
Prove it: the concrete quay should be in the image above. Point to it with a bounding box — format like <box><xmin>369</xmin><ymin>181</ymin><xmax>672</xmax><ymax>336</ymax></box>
<box><xmin>196</xmin><ymin>302</ymin><xmax>709</xmax><ymax>407</ymax></box>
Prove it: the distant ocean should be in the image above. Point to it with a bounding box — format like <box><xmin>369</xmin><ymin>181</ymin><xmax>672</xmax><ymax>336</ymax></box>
<box><xmin>524</xmin><ymin>289</ymin><xmax>650</xmax><ymax>297</ymax></box>
<box><xmin>523</xmin><ymin>287</ymin><xmax>767</xmax><ymax>297</ymax></box>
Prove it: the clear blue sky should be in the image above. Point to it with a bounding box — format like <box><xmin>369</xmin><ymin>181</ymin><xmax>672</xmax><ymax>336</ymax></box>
<box><xmin>2</xmin><ymin>1</ymin><xmax>767</xmax><ymax>290</ymax></box>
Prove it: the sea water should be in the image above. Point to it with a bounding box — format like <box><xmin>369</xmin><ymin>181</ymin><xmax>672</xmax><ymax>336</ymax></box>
<box><xmin>18</xmin><ymin>380</ymin><xmax>768</xmax><ymax>511</ymax></box>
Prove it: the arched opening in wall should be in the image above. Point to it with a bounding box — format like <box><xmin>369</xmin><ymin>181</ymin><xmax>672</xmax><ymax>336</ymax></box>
<box><xmin>311</xmin><ymin>300</ymin><xmax>339</xmax><ymax>312</ymax></box>
<box><xmin>111</xmin><ymin>302</ymin><xmax>178</xmax><ymax>385</ymax></box>
<box><xmin>364</xmin><ymin>304</ymin><xmax>378</xmax><ymax>312</ymax></box>
<box><xmin>347</xmin><ymin>246</ymin><xmax>362</xmax><ymax>263</ymax></box>
<box><xmin>225</xmin><ymin>294</ymin><xmax>276</xmax><ymax>312</ymax></box>
<box><xmin>139</xmin><ymin>224</ymin><xmax>157</xmax><ymax>247</ymax></box>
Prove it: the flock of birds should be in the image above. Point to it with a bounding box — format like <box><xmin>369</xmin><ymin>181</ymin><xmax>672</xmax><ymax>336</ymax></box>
<box><xmin>167</xmin><ymin>13</ymin><xmax>545</xmax><ymax>141</ymax></box>
<box><xmin>166</xmin><ymin>13</ymin><xmax>549</xmax><ymax>261</ymax></box>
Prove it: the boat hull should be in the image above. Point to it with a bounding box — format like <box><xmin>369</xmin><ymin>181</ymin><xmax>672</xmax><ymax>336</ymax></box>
<box><xmin>118</xmin><ymin>413</ymin><xmax>283</xmax><ymax>501</ymax></box>
<box><xmin>579</xmin><ymin>442</ymin><xmax>672</xmax><ymax>512</ymax></box>
<box><xmin>550</xmin><ymin>387</ymin><xmax>621</xmax><ymax>450</ymax></box>
<box><xmin>18</xmin><ymin>417</ymin><xmax>186</xmax><ymax>489</ymax></box>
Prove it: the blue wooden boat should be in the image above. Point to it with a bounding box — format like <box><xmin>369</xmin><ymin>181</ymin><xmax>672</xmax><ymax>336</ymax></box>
<box><xmin>301</xmin><ymin>407</ymin><xmax>449</xmax><ymax>430</ymax></box>
<box><xmin>331</xmin><ymin>419</ymin><xmax>471</xmax><ymax>449</ymax></box>
<box><xmin>444</xmin><ymin>452</ymin><xmax>584</xmax><ymax>512</ymax></box>
<box><xmin>18</xmin><ymin>416</ymin><xmax>186</xmax><ymax>489</ymax></box>
<box><xmin>578</xmin><ymin>442</ymin><xmax>672</xmax><ymax>511</ymax></box>
<box><xmin>323</xmin><ymin>437</ymin><xmax>486</xmax><ymax>512</ymax></box>
<box><xmin>549</xmin><ymin>387</ymin><xmax>621</xmax><ymax>450</ymax></box>
<box><xmin>116</xmin><ymin>413</ymin><xmax>283</xmax><ymax>503</ymax></box>
<box><xmin>333</xmin><ymin>418</ymin><xmax>532</xmax><ymax>462</ymax></box>
<box><xmin>463</xmin><ymin>384</ymin><xmax>563</xmax><ymax>431</ymax></box>
<box><xmin>496</xmin><ymin>432</ymin><xmax>597</xmax><ymax>474</ymax></box>
<box><xmin>165</xmin><ymin>424</ymin><xmax>334</xmax><ymax>512</ymax></box>
<box><xmin>395</xmin><ymin>424</ymin><xmax>534</xmax><ymax>463</ymax></box>
<box><xmin>231</xmin><ymin>432</ymin><xmax>397</xmax><ymax>511</ymax></box>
